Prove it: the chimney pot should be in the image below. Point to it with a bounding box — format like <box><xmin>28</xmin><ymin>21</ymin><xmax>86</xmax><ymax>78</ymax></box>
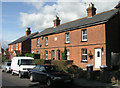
<box><xmin>87</xmin><ymin>2</ymin><xmax>96</xmax><ymax>17</ymax></box>
<box><xmin>53</xmin><ymin>16</ymin><xmax>61</xmax><ymax>27</ymax></box>
<box><xmin>26</xmin><ymin>27</ymin><xmax>31</xmax><ymax>36</ymax></box>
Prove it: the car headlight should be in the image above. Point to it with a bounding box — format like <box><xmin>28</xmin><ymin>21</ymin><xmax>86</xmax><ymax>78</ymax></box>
<box><xmin>53</xmin><ymin>77</ymin><xmax>62</xmax><ymax>80</ymax></box>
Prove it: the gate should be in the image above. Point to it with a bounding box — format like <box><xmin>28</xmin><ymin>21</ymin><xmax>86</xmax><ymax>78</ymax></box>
<box><xmin>111</xmin><ymin>52</ymin><xmax>120</xmax><ymax>66</ymax></box>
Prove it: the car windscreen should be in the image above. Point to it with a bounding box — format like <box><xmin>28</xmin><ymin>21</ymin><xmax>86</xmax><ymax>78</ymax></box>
<box><xmin>21</xmin><ymin>59</ymin><xmax>35</xmax><ymax>65</ymax></box>
<box><xmin>7</xmin><ymin>63</ymin><xmax>11</xmax><ymax>66</ymax></box>
<box><xmin>45</xmin><ymin>66</ymin><xmax>60</xmax><ymax>72</ymax></box>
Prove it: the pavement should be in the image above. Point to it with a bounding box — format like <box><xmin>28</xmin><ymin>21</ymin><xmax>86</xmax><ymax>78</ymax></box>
<box><xmin>74</xmin><ymin>78</ymin><xmax>120</xmax><ymax>88</ymax></box>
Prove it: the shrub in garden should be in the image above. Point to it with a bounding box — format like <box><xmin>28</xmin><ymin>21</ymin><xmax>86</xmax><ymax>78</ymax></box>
<box><xmin>34</xmin><ymin>59</ymin><xmax>45</xmax><ymax>65</ymax></box>
<box><xmin>67</xmin><ymin>65</ymin><xmax>83</xmax><ymax>74</ymax></box>
<box><xmin>51</xmin><ymin>60</ymin><xmax>68</xmax><ymax>73</ymax></box>
<box><xmin>61</xmin><ymin>46</ymin><xmax>67</xmax><ymax>60</ymax></box>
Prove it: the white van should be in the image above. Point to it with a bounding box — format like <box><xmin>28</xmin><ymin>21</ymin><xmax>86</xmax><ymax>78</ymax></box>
<box><xmin>11</xmin><ymin>56</ymin><xmax>36</xmax><ymax>78</ymax></box>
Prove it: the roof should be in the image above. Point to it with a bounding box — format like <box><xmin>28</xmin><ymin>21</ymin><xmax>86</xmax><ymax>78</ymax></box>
<box><xmin>8</xmin><ymin>32</ymin><xmax>38</xmax><ymax>45</ymax></box>
<box><xmin>33</xmin><ymin>9</ymin><xmax>119</xmax><ymax>38</ymax></box>
<box><xmin>115</xmin><ymin>2</ymin><xmax>120</xmax><ymax>8</ymax></box>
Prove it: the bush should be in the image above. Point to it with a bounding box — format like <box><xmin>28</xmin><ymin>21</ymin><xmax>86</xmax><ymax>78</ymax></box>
<box><xmin>51</xmin><ymin>60</ymin><xmax>69</xmax><ymax>73</ymax></box>
<box><xmin>67</xmin><ymin>65</ymin><xmax>83</xmax><ymax>74</ymax></box>
<box><xmin>61</xmin><ymin>46</ymin><xmax>67</xmax><ymax>60</ymax></box>
<box><xmin>34</xmin><ymin>59</ymin><xmax>45</xmax><ymax>65</ymax></box>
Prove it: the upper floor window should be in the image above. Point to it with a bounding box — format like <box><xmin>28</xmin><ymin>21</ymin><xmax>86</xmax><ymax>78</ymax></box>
<box><xmin>11</xmin><ymin>45</ymin><xmax>13</xmax><ymax>51</ymax></box>
<box><xmin>37</xmin><ymin>38</ymin><xmax>39</xmax><ymax>46</ymax></box>
<box><xmin>81</xmin><ymin>49</ymin><xmax>87</xmax><ymax>61</ymax></box>
<box><xmin>82</xmin><ymin>29</ymin><xmax>87</xmax><ymax>41</ymax></box>
<box><xmin>0</xmin><ymin>47</ymin><xmax>1</xmax><ymax>53</ymax></box>
<box><xmin>65</xmin><ymin>33</ymin><xmax>70</xmax><ymax>43</ymax></box>
<box><xmin>45</xmin><ymin>37</ymin><xmax>48</xmax><ymax>46</ymax></box>
<box><xmin>16</xmin><ymin>43</ymin><xmax>18</xmax><ymax>50</ymax></box>
<box><xmin>19</xmin><ymin>43</ymin><xmax>21</xmax><ymax>50</ymax></box>
<box><xmin>45</xmin><ymin>51</ymin><xmax>48</xmax><ymax>60</ymax></box>
<box><xmin>9</xmin><ymin>46</ymin><xmax>10</xmax><ymax>51</ymax></box>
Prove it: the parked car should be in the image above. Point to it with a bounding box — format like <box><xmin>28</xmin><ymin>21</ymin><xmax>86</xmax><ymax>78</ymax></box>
<box><xmin>11</xmin><ymin>56</ymin><xmax>36</xmax><ymax>78</ymax></box>
<box><xmin>28</xmin><ymin>65</ymin><xmax>74</xmax><ymax>86</ymax></box>
<box><xmin>1</xmin><ymin>61</ymin><xmax>11</xmax><ymax>73</ymax></box>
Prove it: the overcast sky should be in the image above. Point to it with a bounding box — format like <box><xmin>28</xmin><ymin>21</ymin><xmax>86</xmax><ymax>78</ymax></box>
<box><xmin>1</xmin><ymin>0</ymin><xmax>120</xmax><ymax>49</ymax></box>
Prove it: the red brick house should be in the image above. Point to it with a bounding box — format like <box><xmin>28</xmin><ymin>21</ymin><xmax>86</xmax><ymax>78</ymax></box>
<box><xmin>31</xmin><ymin>3</ymin><xmax>120</xmax><ymax>68</ymax></box>
<box><xmin>8</xmin><ymin>27</ymin><xmax>38</xmax><ymax>59</ymax></box>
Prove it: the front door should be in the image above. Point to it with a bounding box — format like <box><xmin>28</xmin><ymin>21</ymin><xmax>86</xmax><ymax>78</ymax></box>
<box><xmin>95</xmin><ymin>49</ymin><xmax>101</xmax><ymax>68</ymax></box>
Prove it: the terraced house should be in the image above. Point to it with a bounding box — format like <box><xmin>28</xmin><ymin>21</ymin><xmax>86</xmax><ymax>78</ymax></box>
<box><xmin>8</xmin><ymin>27</ymin><xmax>38</xmax><ymax>59</ymax></box>
<box><xmin>31</xmin><ymin>3</ymin><xmax>120</xmax><ymax>68</ymax></box>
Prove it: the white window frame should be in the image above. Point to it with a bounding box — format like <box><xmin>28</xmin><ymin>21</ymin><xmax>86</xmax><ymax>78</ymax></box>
<box><xmin>16</xmin><ymin>43</ymin><xmax>18</xmax><ymax>50</ymax></box>
<box><xmin>37</xmin><ymin>38</ymin><xmax>39</xmax><ymax>46</ymax></box>
<box><xmin>65</xmin><ymin>33</ymin><xmax>70</xmax><ymax>43</ymax></box>
<box><xmin>82</xmin><ymin>29</ymin><xmax>87</xmax><ymax>41</ymax></box>
<box><xmin>82</xmin><ymin>49</ymin><xmax>87</xmax><ymax>61</ymax></box>
<box><xmin>19</xmin><ymin>43</ymin><xmax>21</xmax><ymax>50</ymax></box>
<box><xmin>45</xmin><ymin>51</ymin><xmax>48</xmax><ymax>60</ymax></box>
<box><xmin>32</xmin><ymin>51</ymin><xmax>34</xmax><ymax>53</ymax></box>
<box><xmin>11</xmin><ymin>45</ymin><xmax>13</xmax><ymax>51</ymax></box>
<box><xmin>45</xmin><ymin>37</ymin><xmax>48</xmax><ymax>46</ymax></box>
<box><xmin>9</xmin><ymin>46</ymin><xmax>10</xmax><ymax>51</ymax></box>
<box><xmin>0</xmin><ymin>47</ymin><xmax>1</xmax><ymax>53</ymax></box>
<box><xmin>67</xmin><ymin>50</ymin><xmax>70</xmax><ymax>60</ymax></box>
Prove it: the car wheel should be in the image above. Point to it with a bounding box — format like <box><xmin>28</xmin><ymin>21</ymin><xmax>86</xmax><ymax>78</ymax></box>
<box><xmin>11</xmin><ymin>71</ymin><xmax>14</xmax><ymax>75</ymax></box>
<box><xmin>46</xmin><ymin>78</ymin><xmax>52</xmax><ymax>87</ymax></box>
<box><xmin>30</xmin><ymin>74</ymin><xmax>35</xmax><ymax>82</ymax></box>
<box><xmin>19</xmin><ymin>72</ymin><xmax>22</xmax><ymax>78</ymax></box>
<box><xmin>1</xmin><ymin>69</ymin><xmax>4</xmax><ymax>72</ymax></box>
<box><xmin>5</xmin><ymin>69</ymin><xmax>8</xmax><ymax>73</ymax></box>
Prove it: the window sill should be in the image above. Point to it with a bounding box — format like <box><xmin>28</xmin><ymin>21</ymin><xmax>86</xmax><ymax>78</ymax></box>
<box><xmin>36</xmin><ymin>45</ymin><xmax>42</xmax><ymax>47</ymax></box>
<box><xmin>65</xmin><ymin>42</ymin><xmax>70</xmax><ymax>44</ymax></box>
<box><xmin>81</xmin><ymin>40</ymin><xmax>87</xmax><ymax>42</ymax></box>
<box><xmin>81</xmin><ymin>60</ymin><xmax>88</xmax><ymax>63</ymax></box>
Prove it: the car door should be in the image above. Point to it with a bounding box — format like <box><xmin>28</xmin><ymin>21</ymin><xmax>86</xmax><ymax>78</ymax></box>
<box><xmin>31</xmin><ymin>65</ymin><xmax>40</xmax><ymax>81</ymax></box>
<box><xmin>37</xmin><ymin>66</ymin><xmax>47</xmax><ymax>82</ymax></box>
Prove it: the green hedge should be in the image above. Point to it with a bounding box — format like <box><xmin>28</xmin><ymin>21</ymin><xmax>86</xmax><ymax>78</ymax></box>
<box><xmin>25</xmin><ymin>53</ymin><xmax>40</xmax><ymax>59</ymax></box>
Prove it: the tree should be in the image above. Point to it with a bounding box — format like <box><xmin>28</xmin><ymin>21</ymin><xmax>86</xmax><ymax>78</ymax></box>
<box><xmin>61</xmin><ymin>46</ymin><xmax>67</xmax><ymax>60</ymax></box>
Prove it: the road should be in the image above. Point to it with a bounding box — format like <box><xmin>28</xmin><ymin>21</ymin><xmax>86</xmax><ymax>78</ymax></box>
<box><xmin>1</xmin><ymin>70</ymin><xmax>81</xmax><ymax>88</ymax></box>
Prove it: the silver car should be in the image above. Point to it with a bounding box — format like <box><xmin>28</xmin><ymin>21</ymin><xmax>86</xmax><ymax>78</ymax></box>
<box><xmin>1</xmin><ymin>62</ymin><xmax>11</xmax><ymax>73</ymax></box>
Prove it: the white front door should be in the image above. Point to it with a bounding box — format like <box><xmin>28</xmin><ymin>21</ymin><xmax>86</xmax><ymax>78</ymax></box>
<box><xmin>95</xmin><ymin>49</ymin><xmax>101</xmax><ymax>68</ymax></box>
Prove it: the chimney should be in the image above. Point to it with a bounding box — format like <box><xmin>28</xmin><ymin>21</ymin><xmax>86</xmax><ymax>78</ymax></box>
<box><xmin>53</xmin><ymin>16</ymin><xmax>60</xmax><ymax>27</ymax></box>
<box><xmin>26</xmin><ymin>27</ymin><xmax>31</xmax><ymax>36</ymax></box>
<box><xmin>86</xmin><ymin>2</ymin><xmax>96</xmax><ymax>17</ymax></box>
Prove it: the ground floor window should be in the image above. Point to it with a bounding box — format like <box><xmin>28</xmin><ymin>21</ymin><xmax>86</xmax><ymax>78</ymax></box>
<box><xmin>45</xmin><ymin>51</ymin><xmax>48</xmax><ymax>60</ymax></box>
<box><xmin>81</xmin><ymin>49</ymin><xmax>87</xmax><ymax>61</ymax></box>
<box><xmin>51</xmin><ymin>50</ymin><xmax>55</xmax><ymax>60</ymax></box>
<box><xmin>57</xmin><ymin>50</ymin><xmax>60</xmax><ymax>60</ymax></box>
<box><xmin>67</xmin><ymin>50</ymin><xmax>70</xmax><ymax>60</ymax></box>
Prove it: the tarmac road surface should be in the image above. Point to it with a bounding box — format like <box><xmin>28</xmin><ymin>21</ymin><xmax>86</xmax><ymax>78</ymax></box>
<box><xmin>1</xmin><ymin>70</ymin><xmax>81</xmax><ymax>88</ymax></box>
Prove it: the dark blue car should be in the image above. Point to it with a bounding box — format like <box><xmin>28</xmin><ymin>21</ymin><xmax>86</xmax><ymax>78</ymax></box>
<box><xmin>28</xmin><ymin>65</ymin><xmax>73</xmax><ymax>86</ymax></box>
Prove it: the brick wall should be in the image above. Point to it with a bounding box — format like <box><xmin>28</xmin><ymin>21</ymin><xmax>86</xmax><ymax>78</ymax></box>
<box><xmin>31</xmin><ymin>24</ymin><xmax>107</xmax><ymax>67</ymax></box>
